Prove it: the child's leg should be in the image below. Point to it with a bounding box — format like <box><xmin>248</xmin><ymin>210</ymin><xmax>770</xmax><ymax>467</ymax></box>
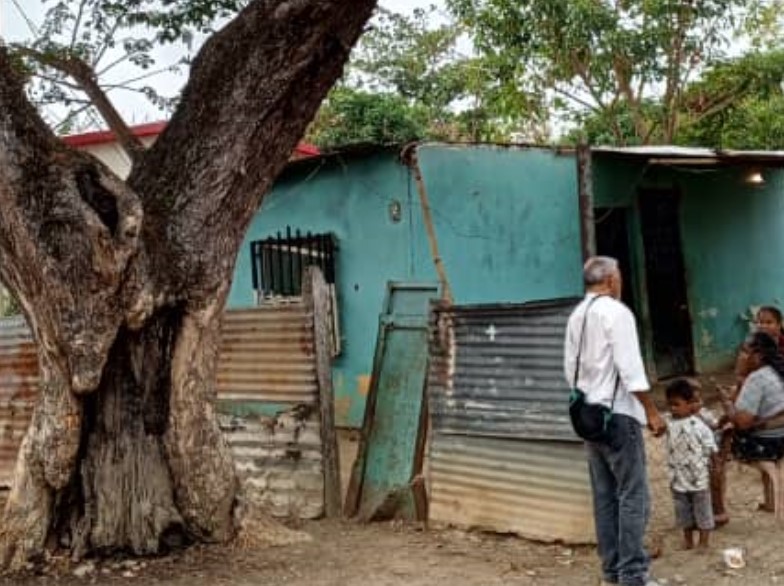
<box><xmin>673</xmin><ymin>490</ymin><xmax>696</xmax><ymax>549</ymax></box>
<box><xmin>682</xmin><ymin>528</ymin><xmax>695</xmax><ymax>549</ymax></box>
<box><xmin>694</xmin><ymin>489</ymin><xmax>715</xmax><ymax>550</ymax></box>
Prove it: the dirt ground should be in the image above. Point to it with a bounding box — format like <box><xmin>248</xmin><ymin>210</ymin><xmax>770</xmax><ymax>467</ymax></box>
<box><xmin>2</xmin><ymin>455</ymin><xmax>780</xmax><ymax>586</ymax></box>
<box><xmin>4</xmin><ymin>387</ymin><xmax>784</xmax><ymax>586</ymax></box>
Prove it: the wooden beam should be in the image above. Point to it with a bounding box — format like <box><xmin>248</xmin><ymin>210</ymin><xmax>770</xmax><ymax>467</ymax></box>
<box><xmin>303</xmin><ymin>267</ymin><xmax>342</xmax><ymax>517</ymax></box>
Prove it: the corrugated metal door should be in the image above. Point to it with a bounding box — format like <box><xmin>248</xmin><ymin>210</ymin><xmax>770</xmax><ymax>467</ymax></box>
<box><xmin>428</xmin><ymin>298</ymin><xmax>596</xmax><ymax>543</ymax></box>
<box><xmin>348</xmin><ymin>283</ymin><xmax>437</xmax><ymax>520</ymax></box>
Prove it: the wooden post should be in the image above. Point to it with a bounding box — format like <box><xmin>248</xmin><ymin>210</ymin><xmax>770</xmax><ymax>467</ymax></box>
<box><xmin>577</xmin><ymin>144</ymin><xmax>596</xmax><ymax>261</ymax></box>
<box><xmin>303</xmin><ymin>266</ymin><xmax>342</xmax><ymax>517</ymax></box>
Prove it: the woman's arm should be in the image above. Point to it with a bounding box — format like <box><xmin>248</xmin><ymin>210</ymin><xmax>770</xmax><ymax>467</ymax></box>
<box><xmin>729</xmin><ymin>409</ymin><xmax>757</xmax><ymax>431</ymax></box>
<box><xmin>730</xmin><ymin>375</ymin><xmax>763</xmax><ymax>430</ymax></box>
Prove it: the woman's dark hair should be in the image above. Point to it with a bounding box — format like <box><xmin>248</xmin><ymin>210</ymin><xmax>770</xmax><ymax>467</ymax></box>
<box><xmin>746</xmin><ymin>331</ymin><xmax>784</xmax><ymax>381</ymax></box>
<box><xmin>758</xmin><ymin>305</ymin><xmax>783</xmax><ymax>325</ymax></box>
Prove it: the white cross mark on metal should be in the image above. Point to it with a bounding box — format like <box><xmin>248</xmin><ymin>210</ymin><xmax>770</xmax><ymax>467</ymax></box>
<box><xmin>485</xmin><ymin>324</ymin><xmax>498</xmax><ymax>342</ymax></box>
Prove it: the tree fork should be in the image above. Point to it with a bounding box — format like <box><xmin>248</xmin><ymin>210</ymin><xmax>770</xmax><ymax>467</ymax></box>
<box><xmin>0</xmin><ymin>0</ymin><xmax>378</xmax><ymax>570</ymax></box>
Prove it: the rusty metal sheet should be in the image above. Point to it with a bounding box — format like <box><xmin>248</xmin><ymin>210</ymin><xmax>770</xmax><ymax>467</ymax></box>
<box><xmin>427</xmin><ymin>298</ymin><xmax>595</xmax><ymax>543</ymax></box>
<box><xmin>0</xmin><ymin>304</ymin><xmax>320</xmax><ymax>488</ymax></box>
<box><xmin>216</xmin><ymin>303</ymin><xmax>324</xmax><ymax>519</ymax></box>
<box><xmin>217</xmin><ymin>303</ymin><xmax>318</xmax><ymax>405</ymax></box>
<box><xmin>0</xmin><ymin>316</ymin><xmax>38</xmax><ymax>487</ymax></box>
<box><xmin>428</xmin><ymin>433</ymin><xmax>594</xmax><ymax>543</ymax></box>
<box><xmin>429</xmin><ymin>298</ymin><xmax>580</xmax><ymax>442</ymax></box>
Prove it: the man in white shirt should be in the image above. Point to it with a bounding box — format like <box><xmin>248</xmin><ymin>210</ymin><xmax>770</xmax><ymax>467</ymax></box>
<box><xmin>564</xmin><ymin>256</ymin><xmax>666</xmax><ymax>586</ymax></box>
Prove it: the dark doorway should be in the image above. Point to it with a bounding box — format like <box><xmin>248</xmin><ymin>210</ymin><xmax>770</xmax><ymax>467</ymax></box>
<box><xmin>638</xmin><ymin>189</ymin><xmax>694</xmax><ymax>378</ymax></box>
<box><xmin>595</xmin><ymin>207</ymin><xmax>637</xmax><ymax>313</ymax></box>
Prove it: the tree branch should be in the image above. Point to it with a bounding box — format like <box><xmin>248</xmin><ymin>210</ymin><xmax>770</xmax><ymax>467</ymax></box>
<box><xmin>662</xmin><ymin>4</ymin><xmax>691</xmax><ymax>142</ymax></box>
<box><xmin>101</xmin><ymin>65</ymin><xmax>180</xmax><ymax>89</ymax></box>
<box><xmin>612</xmin><ymin>56</ymin><xmax>650</xmax><ymax>143</ymax></box>
<box><xmin>32</xmin><ymin>72</ymin><xmax>83</xmax><ymax>92</ymax></box>
<box><xmin>0</xmin><ymin>47</ymin><xmax>144</xmax><ymax>393</ymax></box>
<box><xmin>129</xmin><ymin>0</ymin><xmax>379</xmax><ymax>305</ymax></box>
<box><xmin>553</xmin><ymin>86</ymin><xmax>602</xmax><ymax>113</ymax></box>
<box><xmin>53</xmin><ymin>102</ymin><xmax>96</xmax><ymax>133</ymax></box>
<box><xmin>92</xmin><ymin>15</ymin><xmax>126</xmax><ymax>68</ymax></box>
<box><xmin>13</xmin><ymin>46</ymin><xmax>145</xmax><ymax>162</ymax></box>
<box><xmin>96</xmin><ymin>51</ymin><xmax>132</xmax><ymax>77</ymax></box>
<box><xmin>69</xmin><ymin>0</ymin><xmax>90</xmax><ymax>52</ymax></box>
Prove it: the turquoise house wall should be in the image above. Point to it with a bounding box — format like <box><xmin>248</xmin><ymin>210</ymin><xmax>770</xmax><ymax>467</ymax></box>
<box><xmin>414</xmin><ymin>145</ymin><xmax>583</xmax><ymax>304</ymax></box>
<box><xmin>593</xmin><ymin>156</ymin><xmax>784</xmax><ymax>374</ymax></box>
<box><xmin>228</xmin><ymin>150</ymin><xmax>415</xmax><ymax>426</ymax></box>
<box><xmin>228</xmin><ymin>145</ymin><xmax>583</xmax><ymax>427</ymax></box>
<box><xmin>679</xmin><ymin>167</ymin><xmax>784</xmax><ymax>371</ymax></box>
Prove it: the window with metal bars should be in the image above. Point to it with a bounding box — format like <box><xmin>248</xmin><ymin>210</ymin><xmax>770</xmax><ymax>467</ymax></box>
<box><xmin>250</xmin><ymin>228</ymin><xmax>336</xmax><ymax>299</ymax></box>
<box><xmin>250</xmin><ymin>228</ymin><xmax>341</xmax><ymax>354</ymax></box>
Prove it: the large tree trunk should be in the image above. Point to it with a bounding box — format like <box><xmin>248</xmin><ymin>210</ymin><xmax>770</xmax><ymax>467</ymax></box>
<box><xmin>0</xmin><ymin>0</ymin><xmax>377</xmax><ymax>571</ymax></box>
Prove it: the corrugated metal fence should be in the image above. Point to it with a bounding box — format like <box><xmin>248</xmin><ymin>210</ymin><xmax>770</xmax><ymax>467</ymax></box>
<box><xmin>0</xmin><ymin>316</ymin><xmax>37</xmax><ymax>487</ymax></box>
<box><xmin>217</xmin><ymin>304</ymin><xmax>318</xmax><ymax>405</ymax></box>
<box><xmin>0</xmin><ymin>304</ymin><xmax>325</xmax><ymax>521</ymax></box>
<box><xmin>217</xmin><ymin>301</ymin><xmax>325</xmax><ymax>519</ymax></box>
<box><xmin>427</xmin><ymin>298</ymin><xmax>596</xmax><ymax>543</ymax></box>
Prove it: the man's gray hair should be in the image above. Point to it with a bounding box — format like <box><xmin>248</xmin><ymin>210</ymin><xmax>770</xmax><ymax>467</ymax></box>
<box><xmin>583</xmin><ymin>256</ymin><xmax>619</xmax><ymax>287</ymax></box>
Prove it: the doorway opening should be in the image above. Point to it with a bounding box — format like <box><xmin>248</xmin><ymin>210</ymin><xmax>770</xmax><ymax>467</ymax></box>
<box><xmin>595</xmin><ymin>207</ymin><xmax>637</xmax><ymax>314</ymax></box>
<box><xmin>638</xmin><ymin>189</ymin><xmax>695</xmax><ymax>379</ymax></box>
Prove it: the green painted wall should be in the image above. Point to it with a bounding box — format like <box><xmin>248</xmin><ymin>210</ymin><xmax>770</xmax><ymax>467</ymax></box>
<box><xmin>414</xmin><ymin>145</ymin><xmax>582</xmax><ymax>304</ymax></box>
<box><xmin>594</xmin><ymin>156</ymin><xmax>784</xmax><ymax>373</ymax></box>
<box><xmin>228</xmin><ymin>145</ymin><xmax>583</xmax><ymax>427</ymax></box>
<box><xmin>680</xmin><ymin>167</ymin><xmax>784</xmax><ymax>371</ymax></box>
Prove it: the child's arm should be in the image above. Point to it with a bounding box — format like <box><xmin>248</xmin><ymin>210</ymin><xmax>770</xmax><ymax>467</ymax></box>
<box><xmin>698</xmin><ymin>419</ymin><xmax>719</xmax><ymax>454</ymax></box>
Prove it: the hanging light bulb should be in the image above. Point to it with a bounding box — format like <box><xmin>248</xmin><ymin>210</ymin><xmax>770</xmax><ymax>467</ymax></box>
<box><xmin>746</xmin><ymin>168</ymin><xmax>765</xmax><ymax>185</ymax></box>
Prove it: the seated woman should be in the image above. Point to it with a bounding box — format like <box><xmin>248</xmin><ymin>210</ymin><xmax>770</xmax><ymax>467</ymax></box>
<box><xmin>723</xmin><ymin>332</ymin><xmax>784</xmax><ymax>512</ymax></box>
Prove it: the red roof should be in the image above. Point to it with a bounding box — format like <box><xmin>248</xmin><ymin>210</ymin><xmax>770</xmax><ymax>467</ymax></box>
<box><xmin>62</xmin><ymin>121</ymin><xmax>320</xmax><ymax>158</ymax></box>
<box><xmin>62</xmin><ymin>122</ymin><xmax>166</xmax><ymax>147</ymax></box>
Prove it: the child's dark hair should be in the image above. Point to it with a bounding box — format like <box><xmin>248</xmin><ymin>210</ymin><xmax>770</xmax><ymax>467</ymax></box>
<box><xmin>666</xmin><ymin>378</ymin><xmax>696</xmax><ymax>403</ymax></box>
<box><xmin>758</xmin><ymin>305</ymin><xmax>783</xmax><ymax>325</ymax></box>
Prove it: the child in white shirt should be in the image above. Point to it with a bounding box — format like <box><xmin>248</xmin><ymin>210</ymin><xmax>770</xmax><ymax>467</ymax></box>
<box><xmin>665</xmin><ymin>379</ymin><xmax>718</xmax><ymax>549</ymax></box>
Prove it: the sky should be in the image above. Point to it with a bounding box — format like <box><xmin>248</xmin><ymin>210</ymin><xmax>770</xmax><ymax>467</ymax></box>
<box><xmin>1</xmin><ymin>0</ymin><xmax>446</xmax><ymax>130</ymax></box>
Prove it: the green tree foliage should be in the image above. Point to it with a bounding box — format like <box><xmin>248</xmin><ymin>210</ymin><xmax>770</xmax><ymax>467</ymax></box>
<box><xmin>309</xmin><ymin>5</ymin><xmax>540</xmax><ymax>148</ymax></box>
<box><xmin>307</xmin><ymin>87</ymin><xmax>429</xmax><ymax>148</ymax></box>
<box><xmin>351</xmin><ymin>6</ymin><xmax>469</xmax><ymax>120</ymax></box>
<box><xmin>677</xmin><ymin>50</ymin><xmax>784</xmax><ymax>148</ymax></box>
<box><xmin>448</xmin><ymin>0</ymin><xmax>754</xmax><ymax>145</ymax></box>
<box><xmin>569</xmin><ymin>49</ymin><xmax>784</xmax><ymax>149</ymax></box>
<box><xmin>563</xmin><ymin>101</ymin><xmax>661</xmax><ymax>146</ymax></box>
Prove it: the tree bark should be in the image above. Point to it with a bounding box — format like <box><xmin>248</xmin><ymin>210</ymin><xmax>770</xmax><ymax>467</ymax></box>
<box><xmin>0</xmin><ymin>0</ymin><xmax>377</xmax><ymax>571</ymax></box>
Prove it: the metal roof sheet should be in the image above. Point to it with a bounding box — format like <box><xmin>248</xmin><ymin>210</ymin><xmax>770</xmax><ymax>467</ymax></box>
<box><xmin>591</xmin><ymin>145</ymin><xmax>784</xmax><ymax>165</ymax></box>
